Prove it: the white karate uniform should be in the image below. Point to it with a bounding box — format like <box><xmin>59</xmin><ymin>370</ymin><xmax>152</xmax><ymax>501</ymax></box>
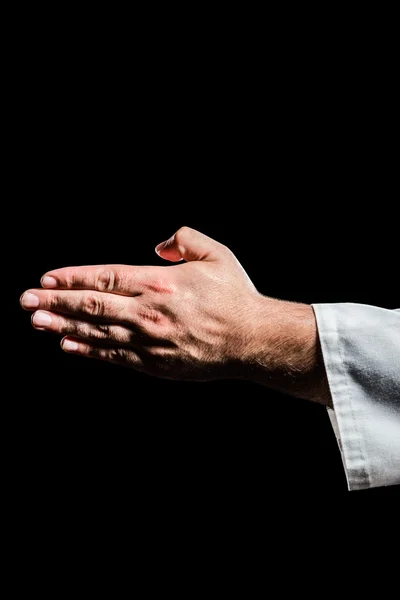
<box><xmin>312</xmin><ymin>304</ymin><xmax>400</xmax><ymax>491</ymax></box>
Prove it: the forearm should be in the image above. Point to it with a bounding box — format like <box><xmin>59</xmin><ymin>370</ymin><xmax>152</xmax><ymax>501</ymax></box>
<box><xmin>244</xmin><ymin>296</ymin><xmax>332</xmax><ymax>407</ymax></box>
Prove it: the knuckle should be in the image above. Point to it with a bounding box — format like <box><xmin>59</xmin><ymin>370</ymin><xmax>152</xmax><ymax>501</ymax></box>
<box><xmin>96</xmin><ymin>322</ymin><xmax>111</xmax><ymax>336</ymax></box>
<box><xmin>64</xmin><ymin>271</ymin><xmax>77</xmax><ymax>288</ymax></box>
<box><xmin>138</xmin><ymin>307</ymin><xmax>163</xmax><ymax>325</ymax></box>
<box><xmin>91</xmin><ymin>322</ymin><xmax>111</xmax><ymax>341</ymax></box>
<box><xmin>61</xmin><ymin>320</ymin><xmax>74</xmax><ymax>336</ymax></box>
<box><xmin>76</xmin><ymin>321</ymin><xmax>92</xmax><ymax>338</ymax></box>
<box><xmin>109</xmin><ymin>348</ymin><xmax>121</xmax><ymax>361</ymax></box>
<box><xmin>175</xmin><ymin>226</ymin><xmax>191</xmax><ymax>242</ymax></box>
<box><xmin>49</xmin><ymin>293</ymin><xmax>60</xmax><ymax>310</ymax></box>
<box><xmin>145</xmin><ymin>277</ymin><xmax>176</xmax><ymax>295</ymax></box>
<box><xmin>67</xmin><ymin>319</ymin><xmax>86</xmax><ymax>338</ymax></box>
<box><xmin>95</xmin><ymin>269</ymin><xmax>115</xmax><ymax>292</ymax></box>
<box><xmin>78</xmin><ymin>322</ymin><xmax>110</xmax><ymax>341</ymax></box>
<box><xmin>108</xmin><ymin>347</ymin><xmax>129</xmax><ymax>362</ymax></box>
<box><xmin>83</xmin><ymin>294</ymin><xmax>103</xmax><ymax>317</ymax></box>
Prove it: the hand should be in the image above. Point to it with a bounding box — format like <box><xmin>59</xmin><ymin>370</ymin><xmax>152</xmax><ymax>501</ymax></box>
<box><xmin>20</xmin><ymin>226</ymin><xmax>331</xmax><ymax>404</ymax></box>
<box><xmin>20</xmin><ymin>227</ymin><xmax>262</xmax><ymax>380</ymax></box>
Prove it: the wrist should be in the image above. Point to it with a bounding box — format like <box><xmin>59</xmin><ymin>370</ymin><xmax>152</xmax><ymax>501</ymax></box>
<box><xmin>242</xmin><ymin>295</ymin><xmax>331</xmax><ymax>406</ymax></box>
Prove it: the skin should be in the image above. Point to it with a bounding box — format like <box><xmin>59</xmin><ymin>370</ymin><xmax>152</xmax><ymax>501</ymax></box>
<box><xmin>20</xmin><ymin>227</ymin><xmax>332</xmax><ymax>407</ymax></box>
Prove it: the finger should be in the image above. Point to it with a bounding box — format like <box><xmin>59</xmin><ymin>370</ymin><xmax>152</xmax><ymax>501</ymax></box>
<box><xmin>20</xmin><ymin>288</ymin><xmax>136</xmax><ymax>323</ymax></box>
<box><xmin>31</xmin><ymin>310</ymin><xmax>136</xmax><ymax>346</ymax></box>
<box><xmin>40</xmin><ymin>265</ymin><xmax>145</xmax><ymax>296</ymax></box>
<box><xmin>155</xmin><ymin>226</ymin><xmax>229</xmax><ymax>262</ymax></box>
<box><xmin>60</xmin><ymin>336</ymin><xmax>144</xmax><ymax>370</ymax></box>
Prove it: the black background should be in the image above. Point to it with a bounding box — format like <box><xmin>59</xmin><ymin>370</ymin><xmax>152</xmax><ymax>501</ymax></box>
<box><xmin>7</xmin><ymin>23</ymin><xmax>399</xmax><ymax>548</ymax></box>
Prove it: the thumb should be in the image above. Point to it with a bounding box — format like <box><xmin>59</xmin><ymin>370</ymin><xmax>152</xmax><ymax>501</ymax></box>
<box><xmin>155</xmin><ymin>226</ymin><xmax>226</xmax><ymax>262</ymax></box>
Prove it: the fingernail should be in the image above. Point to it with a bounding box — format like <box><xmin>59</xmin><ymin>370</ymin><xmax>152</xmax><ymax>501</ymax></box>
<box><xmin>155</xmin><ymin>241</ymin><xmax>167</xmax><ymax>254</ymax></box>
<box><xmin>21</xmin><ymin>293</ymin><xmax>40</xmax><ymax>308</ymax></box>
<box><xmin>32</xmin><ymin>311</ymin><xmax>52</xmax><ymax>327</ymax></box>
<box><xmin>41</xmin><ymin>276</ymin><xmax>58</xmax><ymax>288</ymax></box>
<box><xmin>62</xmin><ymin>339</ymin><xmax>79</xmax><ymax>352</ymax></box>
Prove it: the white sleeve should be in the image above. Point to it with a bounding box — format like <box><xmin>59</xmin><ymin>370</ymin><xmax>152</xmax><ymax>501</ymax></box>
<box><xmin>312</xmin><ymin>303</ymin><xmax>400</xmax><ymax>491</ymax></box>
